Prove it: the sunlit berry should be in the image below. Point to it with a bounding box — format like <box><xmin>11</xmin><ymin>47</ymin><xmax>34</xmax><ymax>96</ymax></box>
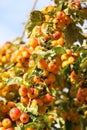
<box><xmin>20</xmin><ymin>113</ymin><xmax>29</xmax><ymax>124</ymax></box>
<box><xmin>9</xmin><ymin>107</ymin><xmax>21</xmax><ymax>121</ymax></box>
<box><xmin>19</xmin><ymin>86</ymin><xmax>27</xmax><ymax>97</ymax></box>
<box><xmin>2</xmin><ymin>118</ymin><xmax>12</xmax><ymax>129</ymax></box>
<box><xmin>27</xmin><ymin>88</ymin><xmax>38</xmax><ymax>99</ymax></box>
<box><xmin>52</xmin><ymin>31</ymin><xmax>61</xmax><ymax>39</ymax></box>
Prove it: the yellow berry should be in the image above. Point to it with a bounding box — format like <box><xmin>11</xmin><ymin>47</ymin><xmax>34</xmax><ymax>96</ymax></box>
<box><xmin>1</xmin><ymin>56</ymin><xmax>7</xmax><ymax>63</ymax></box>
<box><xmin>16</xmin><ymin>62</ymin><xmax>23</xmax><ymax>68</ymax></box>
<box><xmin>68</xmin><ymin>56</ymin><xmax>75</xmax><ymax>64</ymax></box>
<box><xmin>61</xmin><ymin>54</ymin><xmax>68</xmax><ymax>61</ymax></box>
<box><xmin>45</xmin><ymin>15</ymin><xmax>50</xmax><ymax>22</ymax></box>
<box><xmin>84</xmin><ymin>111</ymin><xmax>87</xmax><ymax>117</ymax></box>
<box><xmin>0</xmin><ymin>82</ymin><xmax>4</xmax><ymax>89</ymax></box>
<box><xmin>62</xmin><ymin>60</ymin><xmax>69</xmax><ymax>68</ymax></box>
<box><xmin>2</xmin><ymin>118</ymin><xmax>12</xmax><ymax>128</ymax></box>
<box><xmin>66</xmin><ymin>49</ymin><xmax>72</xmax><ymax>55</ymax></box>
<box><xmin>22</xmin><ymin>51</ymin><xmax>29</xmax><ymax>58</ymax></box>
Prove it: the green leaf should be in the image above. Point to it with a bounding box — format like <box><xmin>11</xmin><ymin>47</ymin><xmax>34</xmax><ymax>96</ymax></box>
<box><xmin>73</xmin><ymin>58</ymin><xmax>81</xmax><ymax>73</ymax></box>
<box><xmin>25</xmin><ymin>22</ymin><xmax>36</xmax><ymax>37</ymax></box>
<box><xmin>80</xmin><ymin>57</ymin><xmax>87</xmax><ymax>69</ymax></box>
<box><xmin>28</xmin><ymin>102</ymin><xmax>38</xmax><ymax>115</ymax></box>
<box><xmin>15</xmin><ymin>68</ymin><xmax>25</xmax><ymax>76</ymax></box>
<box><xmin>24</xmin><ymin>122</ymin><xmax>38</xmax><ymax>129</ymax></box>
<box><xmin>64</xmin><ymin>23</ymin><xmax>84</xmax><ymax>46</ymax></box>
<box><xmin>15</xmin><ymin>125</ymin><xmax>21</xmax><ymax>130</ymax></box>
<box><xmin>33</xmin><ymin>50</ymin><xmax>46</xmax><ymax>56</ymax></box>
<box><xmin>72</xmin><ymin>46</ymin><xmax>87</xmax><ymax>53</ymax></box>
<box><xmin>16</xmin><ymin>103</ymin><xmax>27</xmax><ymax>113</ymax></box>
<box><xmin>25</xmin><ymin>10</ymin><xmax>45</xmax><ymax>37</ymax></box>
<box><xmin>77</xmin><ymin>9</ymin><xmax>87</xmax><ymax>19</ymax></box>
<box><xmin>24</xmin><ymin>66</ymin><xmax>36</xmax><ymax>82</ymax></box>
<box><xmin>42</xmin><ymin>115</ymin><xmax>51</xmax><ymax>128</ymax></box>
<box><xmin>53</xmin><ymin>46</ymin><xmax>66</xmax><ymax>54</ymax></box>
<box><xmin>80</xmin><ymin>118</ymin><xmax>87</xmax><ymax>130</ymax></box>
<box><xmin>6</xmin><ymin>77</ymin><xmax>22</xmax><ymax>86</ymax></box>
<box><xmin>61</xmin><ymin>65</ymin><xmax>71</xmax><ymax>79</ymax></box>
<box><xmin>64</xmin><ymin>120</ymin><xmax>73</xmax><ymax>130</ymax></box>
<box><xmin>30</xmin><ymin>10</ymin><xmax>45</xmax><ymax>23</ymax></box>
<box><xmin>24</xmin><ymin>115</ymin><xmax>51</xmax><ymax>130</ymax></box>
<box><xmin>54</xmin><ymin>0</ymin><xmax>68</xmax><ymax>10</ymax></box>
<box><xmin>15</xmin><ymin>124</ymin><xmax>24</xmax><ymax>130</ymax></box>
<box><xmin>24</xmin><ymin>122</ymin><xmax>45</xmax><ymax>130</ymax></box>
<box><xmin>54</xmin><ymin>0</ymin><xmax>59</xmax><ymax>5</ymax></box>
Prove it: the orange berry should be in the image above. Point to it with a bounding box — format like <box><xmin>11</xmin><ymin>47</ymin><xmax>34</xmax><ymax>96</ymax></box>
<box><xmin>68</xmin><ymin>56</ymin><xmax>75</xmax><ymax>64</ymax></box>
<box><xmin>27</xmin><ymin>88</ymin><xmax>38</xmax><ymax>99</ymax></box>
<box><xmin>52</xmin><ymin>37</ymin><xmax>65</xmax><ymax>46</ymax></box>
<box><xmin>52</xmin><ymin>31</ymin><xmax>61</xmax><ymax>39</ymax></box>
<box><xmin>5</xmin><ymin>128</ymin><xmax>14</xmax><ymax>130</ymax></box>
<box><xmin>62</xmin><ymin>60</ymin><xmax>69</xmax><ymax>68</ymax></box>
<box><xmin>56</xmin><ymin>11</ymin><xmax>65</xmax><ymax>20</ymax></box>
<box><xmin>7</xmin><ymin>101</ymin><xmax>16</xmax><ymax>110</ymax></box>
<box><xmin>9</xmin><ymin>107</ymin><xmax>21</xmax><ymax>121</ymax></box>
<box><xmin>28</xmin><ymin>46</ymin><xmax>34</xmax><ymax>54</ymax></box>
<box><xmin>16</xmin><ymin>62</ymin><xmax>22</xmax><ymax>68</ymax></box>
<box><xmin>61</xmin><ymin>54</ymin><xmax>68</xmax><ymax>61</ymax></box>
<box><xmin>80</xmin><ymin>88</ymin><xmax>87</xmax><ymax>97</ymax></box>
<box><xmin>1</xmin><ymin>56</ymin><xmax>7</xmax><ymax>63</ymax></box>
<box><xmin>22</xmin><ymin>51</ymin><xmax>30</xmax><ymax>58</ymax></box>
<box><xmin>20</xmin><ymin>113</ymin><xmax>29</xmax><ymax>124</ymax></box>
<box><xmin>0</xmin><ymin>122</ymin><xmax>2</xmax><ymax>127</ymax></box>
<box><xmin>0</xmin><ymin>127</ymin><xmax>5</xmax><ymax>130</ymax></box>
<box><xmin>2</xmin><ymin>118</ymin><xmax>12</xmax><ymax>128</ymax></box>
<box><xmin>29</xmin><ymin>38</ymin><xmax>39</xmax><ymax>48</ymax></box>
<box><xmin>76</xmin><ymin>90</ymin><xmax>85</xmax><ymax>103</ymax></box>
<box><xmin>66</xmin><ymin>49</ymin><xmax>72</xmax><ymax>55</ymax></box>
<box><xmin>47</xmin><ymin>61</ymin><xmax>59</xmax><ymax>73</ymax></box>
<box><xmin>37</xmin><ymin>59</ymin><xmax>48</xmax><ymax>70</ymax></box>
<box><xmin>0</xmin><ymin>82</ymin><xmax>4</xmax><ymax>89</ymax></box>
<box><xmin>75</xmin><ymin>0</ymin><xmax>81</xmax><ymax>8</ymax></box>
<box><xmin>45</xmin><ymin>73</ymin><xmax>56</xmax><ymax>84</ymax></box>
<box><xmin>48</xmin><ymin>115</ymin><xmax>54</xmax><ymax>121</ymax></box>
<box><xmin>42</xmin><ymin>93</ymin><xmax>54</xmax><ymax>105</ymax></box>
<box><xmin>32</xmin><ymin>76</ymin><xmax>40</xmax><ymax>83</ymax></box>
<box><xmin>19</xmin><ymin>86</ymin><xmax>27</xmax><ymax>97</ymax></box>
<box><xmin>20</xmin><ymin>96</ymin><xmax>29</xmax><ymax>105</ymax></box>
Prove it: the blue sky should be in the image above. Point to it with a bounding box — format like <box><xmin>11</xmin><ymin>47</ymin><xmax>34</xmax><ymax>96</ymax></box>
<box><xmin>0</xmin><ymin>0</ymin><xmax>53</xmax><ymax>45</ymax></box>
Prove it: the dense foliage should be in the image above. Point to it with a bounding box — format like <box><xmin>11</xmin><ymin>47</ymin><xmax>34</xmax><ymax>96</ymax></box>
<box><xmin>0</xmin><ymin>0</ymin><xmax>87</xmax><ymax>130</ymax></box>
